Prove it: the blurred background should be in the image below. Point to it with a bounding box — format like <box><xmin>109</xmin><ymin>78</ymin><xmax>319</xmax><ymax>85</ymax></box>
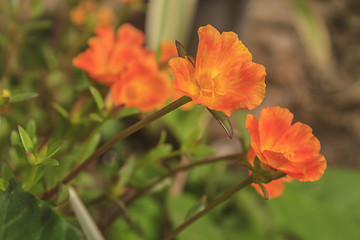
<box><xmin>0</xmin><ymin>0</ymin><xmax>359</xmax><ymax>239</ymax></box>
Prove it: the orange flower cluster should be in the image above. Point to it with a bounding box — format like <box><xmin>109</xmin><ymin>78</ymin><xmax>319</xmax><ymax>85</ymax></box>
<box><xmin>73</xmin><ymin>24</ymin><xmax>171</xmax><ymax>112</ymax></box>
<box><xmin>70</xmin><ymin>0</ymin><xmax>115</xmax><ymax>27</ymax></box>
<box><xmin>246</xmin><ymin>107</ymin><xmax>327</xmax><ymax>198</ymax></box>
<box><xmin>169</xmin><ymin>24</ymin><xmax>266</xmax><ymax>116</ymax></box>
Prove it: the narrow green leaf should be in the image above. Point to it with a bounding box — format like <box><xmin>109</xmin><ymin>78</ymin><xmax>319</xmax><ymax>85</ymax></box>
<box><xmin>45</xmin><ymin>140</ymin><xmax>65</xmax><ymax>160</ymax></box>
<box><xmin>9</xmin><ymin>92</ymin><xmax>38</xmax><ymax>103</ymax></box>
<box><xmin>18</xmin><ymin>125</ymin><xmax>34</xmax><ymax>152</ymax></box>
<box><xmin>10</xmin><ymin>130</ymin><xmax>22</xmax><ymax>147</ymax></box>
<box><xmin>89</xmin><ymin>86</ymin><xmax>104</xmax><ymax>111</ymax></box>
<box><xmin>0</xmin><ymin>179</ymin><xmax>8</xmax><ymax>191</ymax></box>
<box><xmin>69</xmin><ymin>187</ymin><xmax>105</xmax><ymax>240</ymax></box>
<box><xmin>39</xmin><ymin>159</ymin><xmax>59</xmax><ymax>167</ymax></box>
<box><xmin>36</xmin><ymin>139</ymin><xmax>49</xmax><ymax>162</ymax></box>
<box><xmin>257</xmin><ymin>183</ymin><xmax>269</xmax><ymax>200</ymax></box>
<box><xmin>0</xmin><ymin>179</ymin><xmax>82</xmax><ymax>240</ymax></box>
<box><xmin>117</xmin><ymin>156</ymin><xmax>136</xmax><ymax>188</ymax></box>
<box><xmin>78</xmin><ymin>133</ymin><xmax>101</xmax><ymax>162</ymax></box>
<box><xmin>32</xmin><ymin>167</ymin><xmax>45</xmax><ymax>188</ymax></box>
<box><xmin>175</xmin><ymin>40</ymin><xmax>188</xmax><ymax>58</ymax></box>
<box><xmin>116</xmin><ymin>106</ymin><xmax>139</xmax><ymax>118</ymax></box>
<box><xmin>57</xmin><ymin>184</ymin><xmax>69</xmax><ymax>205</ymax></box>
<box><xmin>185</xmin><ymin>195</ymin><xmax>207</xmax><ymax>220</ymax></box>
<box><xmin>207</xmin><ymin>108</ymin><xmax>233</xmax><ymax>138</ymax></box>
<box><xmin>89</xmin><ymin>113</ymin><xmax>104</xmax><ymax>122</ymax></box>
<box><xmin>26</xmin><ymin>119</ymin><xmax>36</xmax><ymax>140</ymax></box>
<box><xmin>52</xmin><ymin>102</ymin><xmax>69</xmax><ymax>119</ymax></box>
<box><xmin>1</xmin><ymin>162</ymin><xmax>15</xmax><ymax>182</ymax></box>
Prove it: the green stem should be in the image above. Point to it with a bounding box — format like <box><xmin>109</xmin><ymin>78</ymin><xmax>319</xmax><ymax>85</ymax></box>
<box><xmin>23</xmin><ymin>166</ymin><xmax>38</xmax><ymax>191</ymax></box>
<box><xmin>41</xmin><ymin>96</ymin><xmax>192</xmax><ymax>200</ymax></box>
<box><xmin>125</xmin><ymin>152</ymin><xmax>247</xmax><ymax>205</ymax></box>
<box><xmin>163</xmin><ymin>175</ymin><xmax>253</xmax><ymax>240</ymax></box>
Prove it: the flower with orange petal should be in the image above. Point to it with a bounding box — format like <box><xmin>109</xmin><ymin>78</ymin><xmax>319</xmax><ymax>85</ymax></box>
<box><xmin>169</xmin><ymin>24</ymin><xmax>266</xmax><ymax>116</ymax></box>
<box><xmin>69</xmin><ymin>1</ymin><xmax>114</xmax><ymax>27</ymax></box>
<box><xmin>73</xmin><ymin>24</ymin><xmax>154</xmax><ymax>86</ymax></box>
<box><xmin>160</xmin><ymin>40</ymin><xmax>178</xmax><ymax>65</ymax></box>
<box><xmin>246</xmin><ymin>106</ymin><xmax>327</xmax><ymax>182</ymax></box>
<box><xmin>247</xmin><ymin>148</ymin><xmax>292</xmax><ymax>199</ymax></box>
<box><xmin>111</xmin><ymin>61</ymin><xmax>171</xmax><ymax>112</ymax></box>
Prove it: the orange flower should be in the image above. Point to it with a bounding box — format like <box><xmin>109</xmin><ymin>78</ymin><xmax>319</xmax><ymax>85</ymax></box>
<box><xmin>246</xmin><ymin>107</ymin><xmax>327</xmax><ymax>182</ymax></box>
<box><xmin>169</xmin><ymin>24</ymin><xmax>266</xmax><ymax>116</ymax></box>
<box><xmin>111</xmin><ymin>61</ymin><xmax>171</xmax><ymax>112</ymax></box>
<box><xmin>247</xmin><ymin>148</ymin><xmax>292</xmax><ymax>199</ymax></box>
<box><xmin>160</xmin><ymin>40</ymin><xmax>178</xmax><ymax>65</ymax></box>
<box><xmin>73</xmin><ymin>24</ymin><xmax>154</xmax><ymax>86</ymax></box>
<box><xmin>69</xmin><ymin>1</ymin><xmax>114</xmax><ymax>27</ymax></box>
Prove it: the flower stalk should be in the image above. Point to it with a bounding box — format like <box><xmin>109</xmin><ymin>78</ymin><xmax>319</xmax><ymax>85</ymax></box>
<box><xmin>125</xmin><ymin>152</ymin><xmax>248</xmax><ymax>205</ymax></box>
<box><xmin>163</xmin><ymin>175</ymin><xmax>254</xmax><ymax>240</ymax></box>
<box><xmin>41</xmin><ymin>96</ymin><xmax>192</xmax><ymax>200</ymax></box>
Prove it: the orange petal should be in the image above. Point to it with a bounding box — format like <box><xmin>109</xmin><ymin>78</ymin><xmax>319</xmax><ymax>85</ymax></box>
<box><xmin>273</xmin><ymin>122</ymin><xmax>321</xmax><ymax>162</ymax></box>
<box><xmin>251</xmin><ymin>178</ymin><xmax>285</xmax><ymax>199</ymax></box>
<box><xmin>258</xmin><ymin>107</ymin><xmax>294</xmax><ymax>150</ymax></box>
<box><xmin>111</xmin><ymin>62</ymin><xmax>171</xmax><ymax>112</ymax></box>
<box><xmin>73</xmin><ymin>24</ymin><xmax>116</xmax><ymax>85</ymax></box>
<box><xmin>116</xmin><ymin>23</ymin><xmax>145</xmax><ymax>46</ymax></box>
<box><xmin>196</xmin><ymin>24</ymin><xmax>252</xmax><ymax>77</ymax></box>
<box><xmin>169</xmin><ymin>57</ymin><xmax>199</xmax><ymax>99</ymax></box>
<box><xmin>262</xmin><ymin>150</ymin><xmax>306</xmax><ymax>180</ymax></box>
<box><xmin>195</xmin><ymin>61</ymin><xmax>266</xmax><ymax>115</ymax></box>
<box><xmin>245</xmin><ymin>115</ymin><xmax>264</xmax><ymax>161</ymax></box>
<box><xmin>160</xmin><ymin>40</ymin><xmax>178</xmax><ymax>64</ymax></box>
<box><xmin>296</xmin><ymin>154</ymin><xmax>326</xmax><ymax>182</ymax></box>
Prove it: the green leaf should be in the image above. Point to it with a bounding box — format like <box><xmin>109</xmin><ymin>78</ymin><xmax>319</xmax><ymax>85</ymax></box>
<box><xmin>257</xmin><ymin>183</ymin><xmax>269</xmax><ymax>200</ymax></box>
<box><xmin>78</xmin><ymin>133</ymin><xmax>101</xmax><ymax>162</ymax></box>
<box><xmin>117</xmin><ymin>157</ymin><xmax>136</xmax><ymax>189</ymax></box>
<box><xmin>31</xmin><ymin>167</ymin><xmax>45</xmax><ymax>189</ymax></box>
<box><xmin>0</xmin><ymin>179</ymin><xmax>82</xmax><ymax>240</ymax></box>
<box><xmin>0</xmin><ymin>179</ymin><xmax>8</xmax><ymax>191</ymax></box>
<box><xmin>9</xmin><ymin>92</ymin><xmax>38</xmax><ymax>103</ymax></box>
<box><xmin>10</xmin><ymin>130</ymin><xmax>22</xmax><ymax>147</ymax></box>
<box><xmin>52</xmin><ymin>102</ymin><xmax>69</xmax><ymax>119</ymax></box>
<box><xmin>39</xmin><ymin>159</ymin><xmax>59</xmax><ymax>167</ymax></box>
<box><xmin>89</xmin><ymin>113</ymin><xmax>104</xmax><ymax>122</ymax></box>
<box><xmin>26</xmin><ymin>119</ymin><xmax>37</xmax><ymax>140</ymax></box>
<box><xmin>175</xmin><ymin>40</ymin><xmax>188</xmax><ymax>58</ymax></box>
<box><xmin>57</xmin><ymin>184</ymin><xmax>69</xmax><ymax>205</ymax></box>
<box><xmin>207</xmin><ymin>108</ymin><xmax>233</xmax><ymax>138</ymax></box>
<box><xmin>89</xmin><ymin>86</ymin><xmax>104</xmax><ymax>111</ymax></box>
<box><xmin>185</xmin><ymin>195</ymin><xmax>207</xmax><ymax>220</ymax></box>
<box><xmin>1</xmin><ymin>163</ymin><xmax>15</xmax><ymax>182</ymax></box>
<box><xmin>18</xmin><ymin>125</ymin><xmax>34</xmax><ymax>152</ymax></box>
<box><xmin>45</xmin><ymin>140</ymin><xmax>65</xmax><ymax>160</ymax></box>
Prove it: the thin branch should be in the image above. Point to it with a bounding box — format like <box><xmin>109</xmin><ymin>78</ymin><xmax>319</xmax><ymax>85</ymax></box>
<box><xmin>41</xmin><ymin>96</ymin><xmax>192</xmax><ymax>200</ymax></box>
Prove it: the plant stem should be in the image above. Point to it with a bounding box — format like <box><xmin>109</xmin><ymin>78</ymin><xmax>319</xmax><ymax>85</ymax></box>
<box><xmin>41</xmin><ymin>96</ymin><xmax>192</xmax><ymax>200</ymax></box>
<box><xmin>125</xmin><ymin>152</ymin><xmax>248</xmax><ymax>205</ymax></box>
<box><xmin>163</xmin><ymin>175</ymin><xmax>253</xmax><ymax>240</ymax></box>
